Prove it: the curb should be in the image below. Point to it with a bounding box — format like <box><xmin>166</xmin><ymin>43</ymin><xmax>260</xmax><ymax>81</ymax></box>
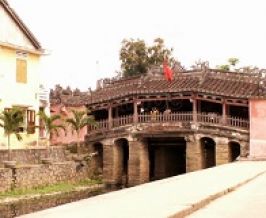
<box><xmin>168</xmin><ymin>171</ymin><xmax>266</xmax><ymax>218</ymax></box>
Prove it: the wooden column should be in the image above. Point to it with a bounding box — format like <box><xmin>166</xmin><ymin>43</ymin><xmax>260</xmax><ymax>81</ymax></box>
<box><xmin>222</xmin><ymin>100</ymin><xmax>227</xmax><ymax>125</ymax></box>
<box><xmin>108</xmin><ymin>105</ymin><xmax>112</xmax><ymax>129</ymax></box>
<box><xmin>193</xmin><ymin>97</ymin><xmax>197</xmax><ymax>122</ymax></box>
<box><xmin>133</xmin><ymin>99</ymin><xmax>138</xmax><ymax>124</ymax></box>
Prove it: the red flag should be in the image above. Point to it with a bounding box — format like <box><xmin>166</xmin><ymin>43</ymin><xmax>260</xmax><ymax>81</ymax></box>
<box><xmin>163</xmin><ymin>59</ymin><xmax>173</xmax><ymax>81</ymax></box>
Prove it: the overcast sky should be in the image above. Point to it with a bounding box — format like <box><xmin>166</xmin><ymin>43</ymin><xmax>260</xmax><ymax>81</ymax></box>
<box><xmin>8</xmin><ymin>0</ymin><xmax>266</xmax><ymax>91</ymax></box>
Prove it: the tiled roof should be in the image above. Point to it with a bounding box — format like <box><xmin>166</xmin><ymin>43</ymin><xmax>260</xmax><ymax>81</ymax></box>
<box><xmin>50</xmin><ymin>86</ymin><xmax>89</xmax><ymax>106</ymax></box>
<box><xmin>88</xmin><ymin>69</ymin><xmax>263</xmax><ymax>104</ymax></box>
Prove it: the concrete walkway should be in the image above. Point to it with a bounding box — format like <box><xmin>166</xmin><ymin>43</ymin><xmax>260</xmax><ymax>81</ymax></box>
<box><xmin>19</xmin><ymin>161</ymin><xmax>266</xmax><ymax>218</ymax></box>
<box><xmin>188</xmin><ymin>165</ymin><xmax>266</xmax><ymax>218</ymax></box>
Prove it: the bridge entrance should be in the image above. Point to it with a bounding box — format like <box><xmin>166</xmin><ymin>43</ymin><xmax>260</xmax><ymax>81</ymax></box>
<box><xmin>92</xmin><ymin>142</ymin><xmax>103</xmax><ymax>174</ymax></box>
<box><xmin>201</xmin><ymin>137</ymin><xmax>216</xmax><ymax>168</ymax></box>
<box><xmin>114</xmin><ymin>138</ymin><xmax>129</xmax><ymax>187</ymax></box>
<box><xmin>147</xmin><ymin>137</ymin><xmax>186</xmax><ymax>181</ymax></box>
<box><xmin>229</xmin><ymin>141</ymin><xmax>241</xmax><ymax>161</ymax></box>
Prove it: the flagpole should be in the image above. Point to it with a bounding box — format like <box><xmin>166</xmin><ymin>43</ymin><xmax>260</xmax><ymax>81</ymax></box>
<box><xmin>96</xmin><ymin>60</ymin><xmax>99</xmax><ymax>75</ymax></box>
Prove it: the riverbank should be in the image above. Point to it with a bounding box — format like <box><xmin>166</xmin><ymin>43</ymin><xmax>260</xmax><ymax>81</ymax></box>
<box><xmin>19</xmin><ymin>161</ymin><xmax>266</xmax><ymax>218</ymax></box>
<box><xmin>0</xmin><ymin>179</ymin><xmax>105</xmax><ymax>218</ymax></box>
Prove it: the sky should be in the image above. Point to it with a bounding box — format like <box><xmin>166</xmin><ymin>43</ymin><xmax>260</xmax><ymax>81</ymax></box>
<box><xmin>8</xmin><ymin>0</ymin><xmax>266</xmax><ymax>91</ymax></box>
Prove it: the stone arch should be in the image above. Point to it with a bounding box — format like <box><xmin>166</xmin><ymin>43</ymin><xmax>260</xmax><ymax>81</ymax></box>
<box><xmin>92</xmin><ymin>142</ymin><xmax>103</xmax><ymax>174</ymax></box>
<box><xmin>229</xmin><ymin>141</ymin><xmax>241</xmax><ymax>162</ymax></box>
<box><xmin>114</xmin><ymin>138</ymin><xmax>129</xmax><ymax>187</ymax></box>
<box><xmin>147</xmin><ymin>137</ymin><xmax>186</xmax><ymax>181</ymax></box>
<box><xmin>200</xmin><ymin>137</ymin><xmax>216</xmax><ymax>168</ymax></box>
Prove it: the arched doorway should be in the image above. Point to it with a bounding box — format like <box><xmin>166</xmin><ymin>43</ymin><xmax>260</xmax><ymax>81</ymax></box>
<box><xmin>201</xmin><ymin>137</ymin><xmax>216</xmax><ymax>168</ymax></box>
<box><xmin>147</xmin><ymin>137</ymin><xmax>186</xmax><ymax>181</ymax></box>
<box><xmin>114</xmin><ymin>138</ymin><xmax>129</xmax><ymax>187</ymax></box>
<box><xmin>92</xmin><ymin>142</ymin><xmax>103</xmax><ymax>174</ymax></box>
<box><xmin>229</xmin><ymin>141</ymin><xmax>241</xmax><ymax>162</ymax></box>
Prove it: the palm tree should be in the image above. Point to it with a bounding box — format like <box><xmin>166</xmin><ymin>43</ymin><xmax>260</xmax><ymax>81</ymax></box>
<box><xmin>0</xmin><ymin>108</ymin><xmax>24</xmax><ymax>161</ymax></box>
<box><xmin>66</xmin><ymin>110</ymin><xmax>96</xmax><ymax>153</ymax></box>
<box><xmin>38</xmin><ymin>110</ymin><xmax>65</xmax><ymax>145</ymax></box>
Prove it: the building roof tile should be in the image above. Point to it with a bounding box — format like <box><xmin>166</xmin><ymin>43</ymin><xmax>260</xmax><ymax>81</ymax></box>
<box><xmin>88</xmin><ymin>69</ymin><xmax>263</xmax><ymax>104</ymax></box>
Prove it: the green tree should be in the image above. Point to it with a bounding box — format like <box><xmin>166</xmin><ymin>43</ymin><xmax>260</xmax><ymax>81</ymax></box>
<box><xmin>0</xmin><ymin>108</ymin><xmax>24</xmax><ymax>161</ymax></box>
<box><xmin>228</xmin><ymin>57</ymin><xmax>239</xmax><ymax>67</ymax></box>
<box><xmin>38</xmin><ymin>111</ymin><xmax>65</xmax><ymax>144</ymax></box>
<box><xmin>217</xmin><ymin>64</ymin><xmax>230</xmax><ymax>71</ymax></box>
<box><xmin>66</xmin><ymin>110</ymin><xmax>96</xmax><ymax>153</ymax></box>
<box><xmin>217</xmin><ymin>57</ymin><xmax>239</xmax><ymax>71</ymax></box>
<box><xmin>147</xmin><ymin>38</ymin><xmax>175</xmax><ymax>66</ymax></box>
<box><xmin>120</xmin><ymin>38</ymin><xmax>175</xmax><ymax>77</ymax></box>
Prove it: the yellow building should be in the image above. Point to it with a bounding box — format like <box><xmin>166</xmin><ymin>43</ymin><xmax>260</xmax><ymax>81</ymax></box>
<box><xmin>0</xmin><ymin>0</ymin><xmax>44</xmax><ymax>149</ymax></box>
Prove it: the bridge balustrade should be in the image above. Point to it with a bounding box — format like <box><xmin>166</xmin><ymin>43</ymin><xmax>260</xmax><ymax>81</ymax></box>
<box><xmin>226</xmin><ymin>116</ymin><xmax>249</xmax><ymax>128</ymax></box>
<box><xmin>89</xmin><ymin>112</ymin><xmax>249</xmax><ymax>132</ymax></box>
<box><xmin>112</xmin><ymin>115</ymin><xmax>134</xmax><ymax>128</ymax></box>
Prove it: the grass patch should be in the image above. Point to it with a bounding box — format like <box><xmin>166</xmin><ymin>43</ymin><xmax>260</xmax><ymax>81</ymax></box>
<box><xmin>0</xmin><ymin>178</ymin><xmax>102</xmax><ymax>199</ymax></box>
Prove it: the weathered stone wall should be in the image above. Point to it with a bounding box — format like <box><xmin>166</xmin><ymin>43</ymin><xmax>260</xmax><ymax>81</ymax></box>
<box><xmin>102</xmin><ymin>144</ymin><xmax>115</xmax><ymax>186</ymax></box>
<box><xmin>0</xmin><ymin>168</ymin><xmax>12</xmax><ymax>193</ymax></box>
<box><xmin>0</xmin><ymin>161</ymin><xmax>92</xmax><ymax>192</ymax></box>
<box><xmin>0</xmin><ymin>147</ymin><xmax>67</xmax><ymax>165</ymax></box>
<box><xmin>128</xmin><ymin>141</ymin><xmax>140</xmax><ymax>186</ymax></box>
<box><xmin>128</xmin><ymin>140</ymin><xmax>149</xmax><ymax>187</ymax></box>
<box><xmin>186</xmin><ymin>136</ymin><xmax>203</xmax><ymax>172</ymax></box>
<box><xmin>215</xmin><ymin>138</ymin><xmax>230</xmax><ymax>165</ymax></box>
<box><xmin>14</xmin><ymin>162</ymin><xmax>91</xmax><ymax>190</ymax></box>
<box><xmin>0</xmin><ymin>185</ymin><xmax>105</xmax><ymax>218</ymax></box>
<box><xmin>88</xmin><ymin>130</ymin><xmax>249</xmax><ymax>187</ymax></box>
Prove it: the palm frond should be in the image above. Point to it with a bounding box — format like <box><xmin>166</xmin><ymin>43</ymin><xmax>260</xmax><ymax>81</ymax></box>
<box><xmin>0</xmin><ymin>108</ymin><xmax>24</xmax><ymax>155</ymax></box>
<box><xmin>38</xmin><ymin>111</ymin><xmax>65</xmax><ymax>137</ymax></box>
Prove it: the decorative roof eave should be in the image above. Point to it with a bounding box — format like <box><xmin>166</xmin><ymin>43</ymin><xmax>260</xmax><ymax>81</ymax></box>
<box><xmin>0</xmin><ymin>41</ymin><xmax>44</xmax><ymax>55</ymax></box>
<box><xmin>1</xmin><ymin>0</ymin><xmax>43</xmax><ymax>51</ymax></box>
<box><xmin>89</xmin><ymin>88</ymin><xmax>257</xmax><ymax>105</ymax></box>
<box><xmin>88</xmin><ymin>90</ymin><xmax>251</xmax><ymax>106</ymax></box>
<box><xmin>88</xmin><ymin>68</ymin><xmax>263</xmax><ymax>105</ymax></box>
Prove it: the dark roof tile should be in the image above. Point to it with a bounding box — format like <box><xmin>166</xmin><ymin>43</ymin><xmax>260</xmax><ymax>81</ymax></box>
<box><xmin>89</xmin><ymin>70</ymin><xmax>262</xmax><ymax>104</ymax></box>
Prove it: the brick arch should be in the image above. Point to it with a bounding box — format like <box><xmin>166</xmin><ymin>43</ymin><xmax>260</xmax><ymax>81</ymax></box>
<box><xmin>92</xmin><ymin>142</ymin><xmax>103</xmax><ymax>174</ymax></box>
<box><xmin>200</xmin><ymin>137</ymin><xmax>216</xmax><ymax>168</ymax></box>
<box><xmin>228</xmin><ymin>141</ymin><xmax>241</xmax><ymax>162</ymax></box>
<box><xmin>114</xmin><ymin>138</ymin><xmax>129</xmax><ymax>146</ymax></box>
<box><xmin>113</xmin><ymin>138</ymin><xmax>129</xmax><ymax>187</ymax></box>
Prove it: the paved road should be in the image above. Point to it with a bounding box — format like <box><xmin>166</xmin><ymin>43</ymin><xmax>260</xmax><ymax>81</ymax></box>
<box><xmin>19</xmin><ymin>161</ymin><xmax>266</xmax><ymax>218</ymax></box>
<box><xmin>188</xmin><ymin>169</ymin><xmax>266</xmax><ymax>218</ymax></box>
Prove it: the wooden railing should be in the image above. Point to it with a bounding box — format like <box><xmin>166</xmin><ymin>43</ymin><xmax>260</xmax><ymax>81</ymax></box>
<box><xmin>89</xmin><ymin>112</ymin><xmax>249</xmax><ymax>132</ymax></box>
<box><xmin>226</xmin><ymin>117</ymin><xmax>249</xmax><ymax>128</ymax></box>
<box><xmin>89</xmin><ymin>119</ymin><xmax>109</xmax><ymax>131</ymax></box>
<box><xmin>138</xmin><ymin>112</ymin><xmax>193</xmax><ymax>123</ymax></box>
<box><xmin>197</xmin><ymin>113</ymin><xmax>221</xmax><ymax>124</ymax></box>
<box><xmin>113</xmin><ymin>115</ymin><xmax>134</xmax><ymax>128</ymax></box>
